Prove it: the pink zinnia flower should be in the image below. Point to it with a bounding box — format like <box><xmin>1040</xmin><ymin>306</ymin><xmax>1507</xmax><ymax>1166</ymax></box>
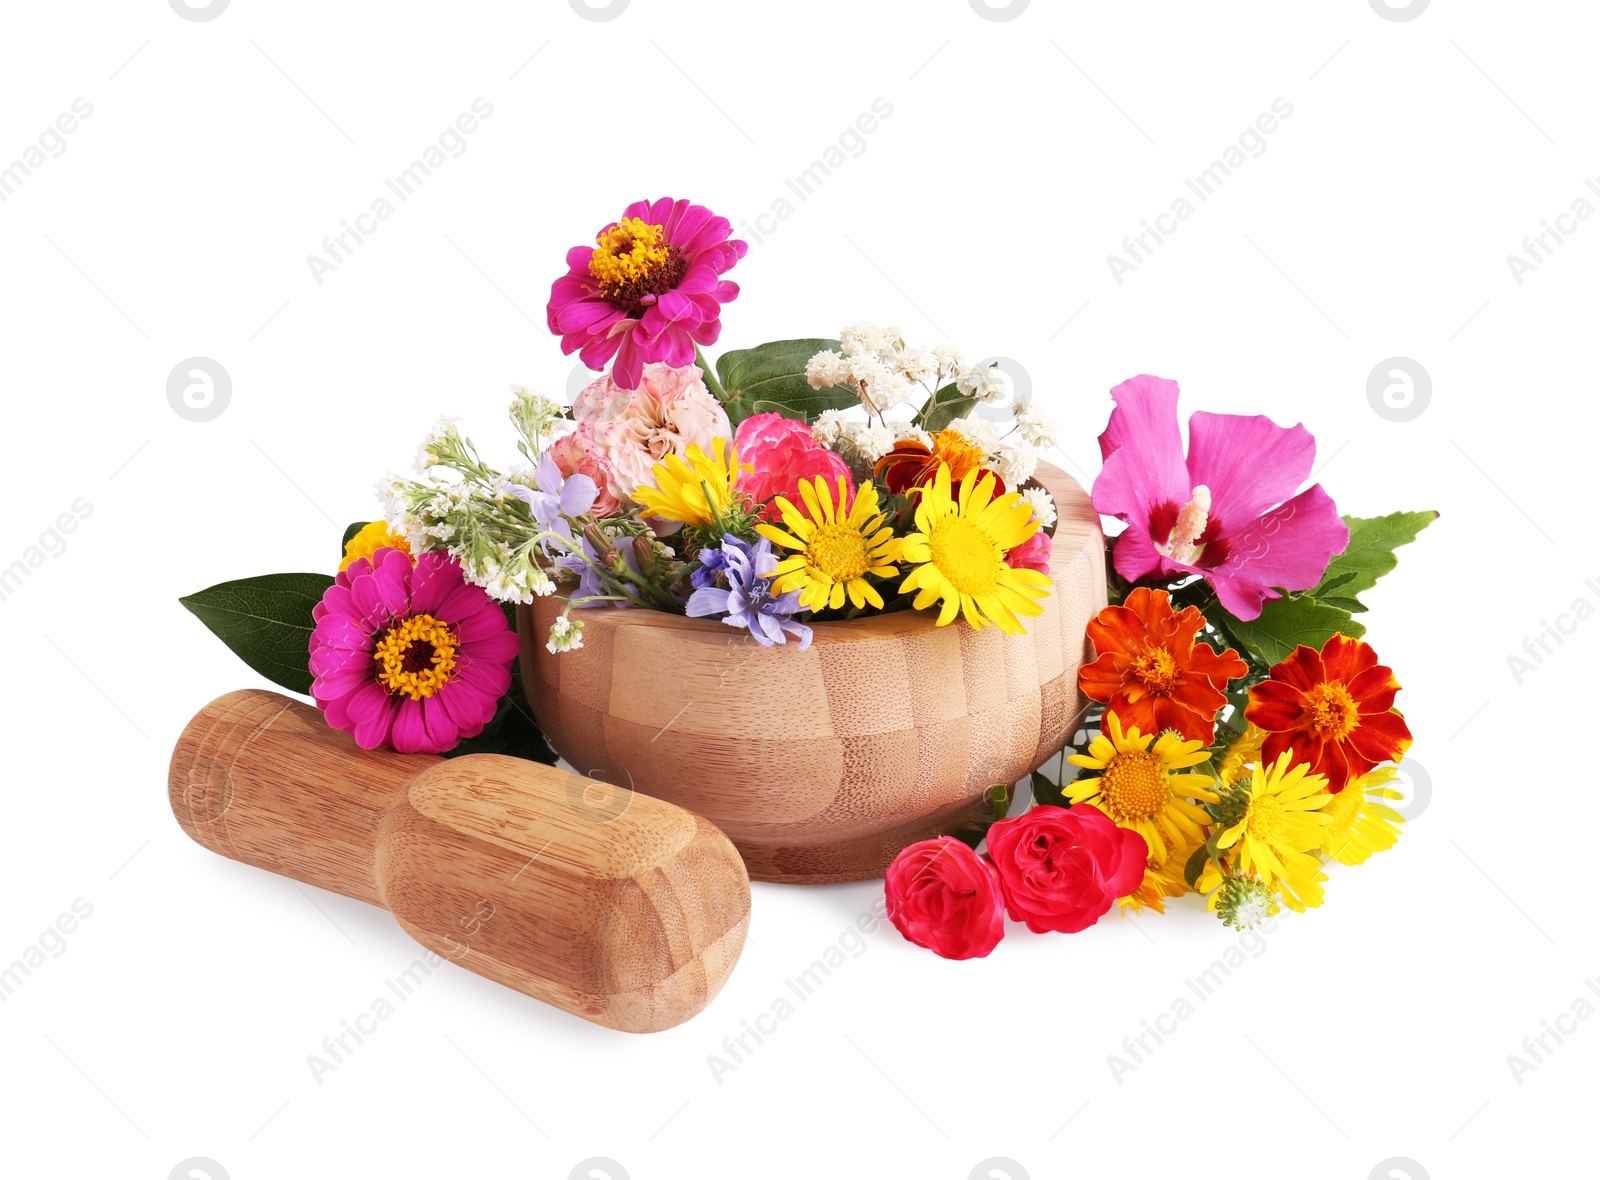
<box><xmin>547</xmin><ymin>198</ymin><xmax>746</xmax><ymax>390</ymax></box>
<box><xmin>733</xmin><ymin>412</ymin><xmax>853</xmax><ymax>520</ymax></box>
<box><xmin>1093</xmin><ymin>374</ymin><xmax>1349</xmax><ymax>621</ymax></box>
<box><xmin>309</xmin><ymin>548</ymin><xmax>518</xmax><ymax>754</ymax></box>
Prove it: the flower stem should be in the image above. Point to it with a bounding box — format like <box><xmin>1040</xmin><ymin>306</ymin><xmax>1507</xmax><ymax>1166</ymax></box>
<box><xmin>695</xmin><ymin>345</ymin><xmax>728</xmax><ymax>402</ymax></box>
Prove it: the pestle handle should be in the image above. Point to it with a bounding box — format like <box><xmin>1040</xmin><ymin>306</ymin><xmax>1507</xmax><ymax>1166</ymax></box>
<box><xmin>168</xmin><ymin>690</ymin><xmax>751</xmax><ymax>1032</ymax></box>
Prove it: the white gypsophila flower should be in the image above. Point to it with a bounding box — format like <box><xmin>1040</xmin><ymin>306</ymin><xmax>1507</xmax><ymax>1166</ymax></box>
<box><xmin>546</xmin><ymin>613</ymin><xmax>585</xmax><ymax>654</ymax></box>
<box><xmin>812</xmin><ymin>408</ymin><xmax>848</xmax><ymax>446</ymax></box>
<box><xmin>993</xmin><ymin>439</ymin><xmax>1038</xmax><ymax>486</ymax></box>
<box><xmin>880</xmin><ymin>324</ymin><xmax>905</xmax><ymax>352</ymax></box>
<box><xmin>946</xmin><ymin>414</ymin><xmax>1003</xmax><ymax>452</ymax></box>
<box><xmin>893</xmin><ymin>347</ymin><xmax>939</xmax><ymax>384</ymax></box>
<box><xmin>1019</xmin><ymin>487</ymin><xmax>1057</xmax><ymax>528</ymax></box>
<box><xmin>957</xmin><ymin>364</ymin><xmax>1010</xmax><ymax>404</ymax></box>
<box><xmin>933</xmin><ymin>344</ymin><xmax>965</xmax><ymax>376</ymax></box>
<box><xmin>838</xmin><ymin>321</ymin><xmax>884</xmax><ymax>357</ymax></box>
<box><xmin>852</xmin><ymin>422</ymin><xmax>896</xmax><ymax>463</ymax></box>
<box><xmin>800</xmin><ymin>346</ymin><xmax>851</xmax><ymax>388</ymax></box>
<box><xmin>886</xmin><ymin>421</ymin><xmax>928</xmax><ymax>448</ymax></box>
<box><xmin>1015</xmin><ymin>403</ymin><xmax>1059</xmax><ymax>448</ymax></box>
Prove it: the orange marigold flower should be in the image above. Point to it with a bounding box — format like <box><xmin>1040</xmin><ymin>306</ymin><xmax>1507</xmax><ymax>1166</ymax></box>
<box><xmin>1078</xmin><ymin>587</ymin><xmax>1248</xmax><ymax>744</ymax></box>
<box><xmin>874</xmin><ymin>429</ymin><xmax>996</xmax><ymax>495</ymax></box>
<box><xmin>1244</xmin><ymin>633</ymin><xmax>1412</xmax><ymax>792</ymax></box>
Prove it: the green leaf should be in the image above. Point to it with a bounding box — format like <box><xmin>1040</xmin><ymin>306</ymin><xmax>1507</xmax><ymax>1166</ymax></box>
<box><xmin>1031</xmin><ymin>769</ymin><xmax>1067</xmax><ymax>808</ymax></box>
<box><xmin>180</xmin><ymin>573</ymin><xmax>334</xmax><ymax>695</ymax></box>
<box><xmin>1183</xmin><ymin>843</ymin><xmax>1212</xmax><ymax>890</ymax></box>
<box><xmin>1221</xmin><ymin>593</ymin><xmax>1365</xmax><ymax>667</ymax></box>
<box><xmin>341</xmin><ymin>521</ymin><xmax>368</xmax><ymax>550</ymax></box>
<box><xmin>1314</xmin><ymin>511</ymin><xmax>1437</xmax><ymax>602</ymax></box>
<box><xmin>716</xmin><ymin>338</ymin><xmax>858</xmax><ymax>424</ymax></box>
<box><xmin>914</xmin><ymin>383</ymin><xmax>968</xmax><ymax>434</ymax></box>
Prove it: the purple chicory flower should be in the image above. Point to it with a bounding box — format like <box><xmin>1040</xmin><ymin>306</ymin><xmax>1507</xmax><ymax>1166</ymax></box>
<box><xmin>503</xmin><ymin>453</ymin><xmax>598</xmax><ymax>551</ymax></box>
<box><xmin>686</xmin><ymin>534</ymin><xmax>812</xmax><ymax>649</ymax></box>
<box><xmin>557</xmin><ymin>531</ymin><xmax>643</xmax><ymax>609</ymax></box>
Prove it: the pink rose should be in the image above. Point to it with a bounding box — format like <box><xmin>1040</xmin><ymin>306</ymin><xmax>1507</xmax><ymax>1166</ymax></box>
<box><xmin>884</xmin><ymin>837</ymin><xmax>1006</xmax><ymax>960</ymax></box>
<box><xmin>552</xmin><ymin>363</ymin><xmax>732</xmax><ymax>515</ymax></box>
<box><xmin>1005</xmin><ymin>529</ymin><xmax>1053</xmax><ymax>575</ymax></box>
<box><xmin>985</xmin><ymin>804</ymin><xmax>1146</xmax><ymax>934</ymax></box>
<box><xmin>733</xmin><ymin>412</ymin><xmax>853</xmax><ymax>519</ymax></box>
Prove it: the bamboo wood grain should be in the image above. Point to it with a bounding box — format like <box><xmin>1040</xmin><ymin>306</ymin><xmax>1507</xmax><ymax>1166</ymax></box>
<box><xmin>521</xmin><ymin>462</ymin><xmax>1105</xmax><ymax>884</ymax></box>
<box><xmin>168</xmin><ymin>690</ymin><xmax>750</xmax><ymax>1033</ymax></box>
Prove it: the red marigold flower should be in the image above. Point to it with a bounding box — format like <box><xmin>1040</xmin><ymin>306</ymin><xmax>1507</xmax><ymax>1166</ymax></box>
<box><xmin>1245</xmin><ymin>633</ymin><xmax>1412</xmax><ymax>791</ymax></box>
<box><xmin>1078</xmin><ymin>587</ymin><xmax>1248</xmax><ymax>744</ymax></box>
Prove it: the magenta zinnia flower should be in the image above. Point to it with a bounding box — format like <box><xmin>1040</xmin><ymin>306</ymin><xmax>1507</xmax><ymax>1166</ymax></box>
<box><xmin>309</xmin><ymin>548</ymin><xmax>518</xmax><ymax>754</ymax></box>
<box><xmin>547</xmin><ymin>198</ymin><xmax>746</xmax><ymax>391</ymax></box>
<box><xmin>1093</xmin><ymin>374</ymin><xmax>1349</xmax><ymax>621</ymax></box>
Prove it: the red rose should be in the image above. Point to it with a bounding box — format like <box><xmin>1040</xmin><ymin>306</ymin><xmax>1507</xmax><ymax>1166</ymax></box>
<box><xmin>884</xmin><ymin>837</ymin><xmax>1006</xmax><ymax>960</ymax></box>
<box><xmin>985</xmin><ymin>804</ymin><xmax>1147</xmax><ymax>934</ymax></box>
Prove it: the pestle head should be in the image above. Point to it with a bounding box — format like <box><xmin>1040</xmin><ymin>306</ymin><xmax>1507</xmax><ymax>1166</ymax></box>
<box><xmin>169</xmin><ymin>690</ymin><xmax>750</xmax><ymax>1032</ymax></box>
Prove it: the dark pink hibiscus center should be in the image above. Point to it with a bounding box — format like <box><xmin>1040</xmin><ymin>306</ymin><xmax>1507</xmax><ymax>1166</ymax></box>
<box><xmin>1147</xmin><ymin>500</ymin><xmax>1231</xmax><ymax>569</ymax></box>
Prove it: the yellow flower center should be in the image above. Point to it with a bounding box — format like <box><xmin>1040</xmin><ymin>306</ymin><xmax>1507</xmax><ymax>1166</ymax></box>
<box><xmin>1097</xmin><ymin>751</ymin><xmax>1169</xmax><ymax>824</ymax></box>
<box><xmin>1131</xmin><ymin>646</ymin><xmax>1178</xmax><ymax>694</ymax></box>
<box><xmin>372</xmin><ymin>613</ymin><xmax>458</xmax><ymax>700</ymax></box>
<box><xmin>588</xmin><ymin>218</ymin><xmax>686</xmax><ymax>314</ymax></box>
<box><xmin>1307</xmin><ymin>681</ymin><xmax>1359</xmax><ymax>740</ymax></box>
<box><xmin>927</xmin><ymin>515</ymin><xmax>1002</xmax><ymax>596</ymax></box>
<box><xmin>1243</xmin><ymin>792</ymin><xmax>1288</xmax><ymax>843</ymax></box>
<box><xmin>807</xmin><ymin>522</ymin><xmax>872</xmax><ymax>582</ymax></box>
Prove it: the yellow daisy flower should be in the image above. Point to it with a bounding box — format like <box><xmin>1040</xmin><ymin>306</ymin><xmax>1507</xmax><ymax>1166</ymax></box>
<box><xmin>895</xmin><ymin>464</ymin><xmax>1051</xmax><ymax>634</ymax></box>
<box><xmin>1317</xmin><ymin>764</ymin><xmax>1405</xmax><ymax>866</ymax></box>
<box><xmin>1213</xmin><ymin>750</ymin><xmax>1334</xmax><ymax>887</ymax></box>
<box><xmin>341</xmin><ymin>521</ymin><xmax>410</xmax><ymax>571</ymax></box>
<box><xmin>1066</xmin><ymin>711</ymin><xmax>1219</xmax><ymax>865</ymax></box>
<box><xmin>1119</xmin><ymin>829</ymin><xmax>1201</xmax><ymax>914</ymax></box>
<box><xmin>1216</xmin><ymin>723</ymin><xmax>1266</xmax><ymax>787</ymax></box>
<box><xmin>634</xmin><ymin>438</ymin><xmax>751</xmax><ymax>528</ymax></box>
<box><xmin>757</xmin><ymin>477</ymin><xmax>899</xmax><ymax>611</ymax></box>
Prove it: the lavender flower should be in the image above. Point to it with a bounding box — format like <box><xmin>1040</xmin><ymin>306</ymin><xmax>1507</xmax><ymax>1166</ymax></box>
<box><xmin>686</xmin><ymin>535</ymin><xmax>812</xmax><ymax>649</ymax></box>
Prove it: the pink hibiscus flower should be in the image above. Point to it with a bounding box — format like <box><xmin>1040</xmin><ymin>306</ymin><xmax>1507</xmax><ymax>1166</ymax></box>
<box><xmin>547</xmin><ymin>198</ymin><xmax>746</xmax><ymax>390</ymax></box>
<box><xmin>1093</xmin><ymin>374</ymin><xmax>1348</xmax><ymax>621</ymax></box>
<box><xmin>309</xmin><ymin>548</ymin><xmax>518</xmax><ymax>754</ymax></box>
<box><xmin>733</xmin><ymin>412</ymin><xmax>853</xmax><ymax>520</ymax></box>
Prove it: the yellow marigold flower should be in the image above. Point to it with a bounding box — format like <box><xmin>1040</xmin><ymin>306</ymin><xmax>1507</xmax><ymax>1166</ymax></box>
<box><xmin>1317</xmin><ymin>764</ymin><xmax>1406</xmax><ymax>865</ymax></box>
<box><xmin>757</xmin><ymin>477</ymin><xmax>899</xmax><ymax>611</ymax></box>
<box><xmin>341</xmin><ymin>521</ymin><xmax>411</xmax><ymax>571</ymax></box>
<box><xmin>1213</xmin><ymin>750</ymin><xmax>1334</xmax><ymax>887</ymax></box>
<box><xmin>1067</xmin><ymin>711</ymin><xmax>1218</xmax><ymax>865</ymax></box>
<box><xmin>634</xmin><ymin>438</ymin><xmax>751</xmax><ymax>528</ymax></box>
<box><xmin>895</xmin><ymin>464</ymin><xmax>1051</xmax><ymax>635</ymax></box>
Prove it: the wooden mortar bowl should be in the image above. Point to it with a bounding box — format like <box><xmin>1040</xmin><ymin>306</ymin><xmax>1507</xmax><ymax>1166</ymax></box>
<box><xmin>520</xmin><ymin>463</ymin><xmax>1105</xmax><ymax>884</ymax></box>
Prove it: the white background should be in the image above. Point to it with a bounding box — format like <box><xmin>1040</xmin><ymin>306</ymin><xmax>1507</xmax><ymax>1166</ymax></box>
<box><xmin>0</xmin><ymin>1</ymin><xmax>1588</xmax><ymax>1178</ymax></box>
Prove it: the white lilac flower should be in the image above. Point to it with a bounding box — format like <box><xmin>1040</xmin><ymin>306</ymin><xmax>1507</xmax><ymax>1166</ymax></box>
<box><xmin>993</xmin><ymin>440</ymin><xmax>1038</xmax><ymax>486</ymax></box>
<box><xmin>1019</xmin><ymin>487</ymin><xmax>1057</xmax><ymax>528</ymax></box>
<box><xmin>546</xmin><ymin>612</ymin><xmax>585</xmax><ymax>653</ymax></box>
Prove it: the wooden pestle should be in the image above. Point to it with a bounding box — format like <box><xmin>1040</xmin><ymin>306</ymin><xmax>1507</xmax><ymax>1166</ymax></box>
<box><xmin>168</xmin><ymin>690</ymin><xmax>750</xmax><ymax>1033</ymax></box>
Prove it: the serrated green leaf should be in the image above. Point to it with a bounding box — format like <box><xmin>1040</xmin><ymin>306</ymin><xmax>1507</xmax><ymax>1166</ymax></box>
<box><xmin>1314</xmin><ymin>510</ymin><xmax>1437</xmax><ymax>602</ymax></box>
<box><xmin>1221</xmin><ymin>593</ymin><xmax>1365</xmax><ymax>667</ymax></box>
<box><xmin>180</xmin><ymin>573</ymin><xmax>333</xmax><ymax>695</ymax></box>
<box><xmin>716</xmin><ymin>338</ymin><xmax>859</xmax><ymax>424</ymax></box>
